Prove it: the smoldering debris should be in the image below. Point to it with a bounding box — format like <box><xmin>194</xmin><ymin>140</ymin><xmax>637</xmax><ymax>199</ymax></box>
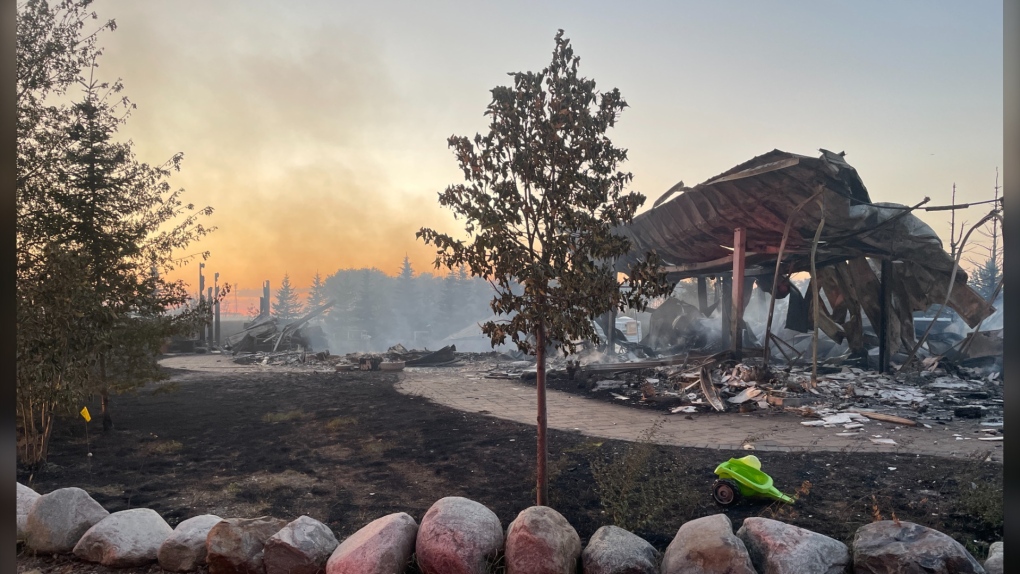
<box><xmin>224</xmin><ymin>300</ymin><xmax>336</xmax><ymax>353</ymax></box>
<box><xmin>566</xmin><ymin>356</ymin><xmax>1002</xmax><ymax>434</ymax></box>
<box><xmin>231</xmin><ymin>343</ymin><xmax>469</xmax><ymax>371</ymax></box>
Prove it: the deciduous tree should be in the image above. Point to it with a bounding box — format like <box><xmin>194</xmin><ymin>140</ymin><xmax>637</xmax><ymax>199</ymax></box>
<box><xmin>418</xmin><ymin>30</ymin><xmax>673</xmax><ymax>505</ymax></box>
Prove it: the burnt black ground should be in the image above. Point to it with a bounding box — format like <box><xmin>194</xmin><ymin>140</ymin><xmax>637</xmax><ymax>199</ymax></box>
<box><xmin>17</xmin><ymin>367</ymin><xmax>1002</xmax><ymax>572</ymax></box>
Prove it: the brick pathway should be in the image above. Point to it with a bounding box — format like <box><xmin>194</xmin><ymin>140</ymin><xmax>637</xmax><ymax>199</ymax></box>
<box><xmin>396</xmin><ymin>366</ymin><xmax>1003</xmax><ymax>462</ymax></box>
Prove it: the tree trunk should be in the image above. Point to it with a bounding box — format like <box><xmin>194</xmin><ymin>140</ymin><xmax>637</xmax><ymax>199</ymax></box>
<box><xmin>535</xmin><ymin>322</ymin><xmax>548</xmax><ymax>506</ymax></box>
<box><xmin>100</xmin><ymin>354</ymin><xmax>112</xmax><ymax>431</ymax></box>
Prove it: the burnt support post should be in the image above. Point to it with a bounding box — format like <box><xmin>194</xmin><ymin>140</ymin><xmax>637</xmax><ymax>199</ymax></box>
<box><xmin>263</xmin><ymin>280</ymin><xmax>271</xmax><ymax>317</ymax></box>
<box><xmin>721</xmin><ymin>275</ymin><xmax>732</xmax><ymax>350</ymax></box>
<box><xmin>607</xmin><ymin>308</ymin><xmax>617</xmax><ymax>353</ymax></box>
<box><xmin>207</xmin><ymin>287</ymin><xmax>213</xmax><ymax>344</ymax></box>
<box><xmin>198</xmin><ymin>263</ymin><xmax>206</xmax><ymax>344</ymax></box>
<box><xmin>214</xmin><ymin>273</ymin><xmax>221</xmax><ymax>348</ymax></box>
<box><xmin>731</xmin><ymin>228</ymin><xmax>746</xmax><ymax>360</ymax></box>
<box><xmin>697</xmin><ymin>276</ymin><xmax>709</xmax><ymax>316</ymax></box>
<box><xmin>878</xmin><ymin>259</ymin><xmax>891</xmax><ymax>373</ymax></box>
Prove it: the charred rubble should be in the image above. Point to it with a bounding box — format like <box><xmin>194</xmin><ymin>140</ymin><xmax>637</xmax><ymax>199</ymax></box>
<box><xmin>226</xmin><ymin>149</ymin><xmax>1001</xmax><ymax>436</ymax></box>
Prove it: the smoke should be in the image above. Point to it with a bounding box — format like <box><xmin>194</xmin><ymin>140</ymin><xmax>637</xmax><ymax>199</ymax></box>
<box><xmin>93</xmin><ymin>1</ymin><xmax>456</xmax><ymax>295</ymax></box>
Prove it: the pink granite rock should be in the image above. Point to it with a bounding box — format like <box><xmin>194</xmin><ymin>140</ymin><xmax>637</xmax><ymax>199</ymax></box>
<box><xmin>505</xmin><ymin>506</ymin><xmax>581</xmax><ymax>574</ymax></box>
<box><xmin>416</xmin><ymin>497</ymin><xmax>503</xmax><ymax>574</ymax></box>
<box><xmin>326</xmin><ymin>512</ymin><xmax>417</xmax><ymax>574</ymax></box>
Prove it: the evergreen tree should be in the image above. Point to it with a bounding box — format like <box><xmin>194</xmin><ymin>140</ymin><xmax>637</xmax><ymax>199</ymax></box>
<box><xmin>16</xmin><ymin>0</ymin><xmax>216</xmax><ymax>462</ymax></box>
<box><xmin>398</xmin><ymin>255</ymin><xmax>414</xmax><ymax>281</ymax></box>
<box><xmin>971</xmin><ymin>255</ymin><xmax>1002</xmax><ymax>301</ymax></box>
<box><xmin>273</xmin><ymin>274</ymin><xmax>304</xmax><ymax>321</ymax></box>
<box><xmin>395</xmin><ymin>255</ymin><xmax>421</xmax><ymax>335</ymax></box>
<box><xmin>307</xmin><ymin>270</ymin><xmax>327</xmax><ymax>309</ymax></box>
<box><xmin>437</xmin><ymin>267</ymin><xmax>461</xmax><ymax>337</ymax></box>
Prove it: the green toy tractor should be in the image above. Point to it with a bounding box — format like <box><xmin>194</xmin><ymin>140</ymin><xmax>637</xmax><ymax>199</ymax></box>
<box><xmin>712</xmin><ymin>455</ymin><xmax>795</xmax><ymax>506</ymax></box>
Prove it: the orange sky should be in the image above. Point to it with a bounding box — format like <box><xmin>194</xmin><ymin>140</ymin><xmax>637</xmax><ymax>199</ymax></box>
<box><xmin>90</xmin><ymin>1</ymin><xmax>1003</xmax><ymax>312</ymax></box>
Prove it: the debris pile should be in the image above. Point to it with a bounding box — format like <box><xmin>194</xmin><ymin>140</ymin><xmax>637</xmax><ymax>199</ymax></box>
<box><xmin>224</xmin><ymin>301</ymin><xmax>335</xmax><ymax>354</ymax></box>
<box><xmin>565</xmin><ymin>355</ymin><xmax>1002</xmax><ymax>434</ymax></box>
<box><xmin>230</xmin><ymin>343</ymin><xmax>478</xmax><ymax>372</ymax></box>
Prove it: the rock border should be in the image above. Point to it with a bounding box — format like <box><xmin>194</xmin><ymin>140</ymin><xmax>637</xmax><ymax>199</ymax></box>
<box><xmin>16</xmin><ymin>482</ymin><xmax>999</xmax><ymax>574</ymax></box>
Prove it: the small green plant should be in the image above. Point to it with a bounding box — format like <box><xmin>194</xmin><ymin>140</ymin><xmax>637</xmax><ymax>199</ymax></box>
<box><xmin>485</xmin><ymin>552</ymin><xmax>506</xmax><ymax>574</ymax></box>
<box><xmin>150</xmin><ymin>382</ymin><xmax>180</xmax><ymax>396</ymax></box>
<box><xmin>760</xmin><ymin>480</ymin><xmax>811</xmax><ymax>521</ymax></box>
<box><xmin>944</xmin><ymin>450</ymin><xmax>1002</xmax><ymax>556</ymax></box>
<box><xmin>325</xmin><ymin>416</ymin><xmax>358</xmax><ymax>431</ymax></box>
<box><xmin>143</xmin><ymin>439</ymin><xmax>183</xmax><ymax>456</ymax></box>
<box><xmin>588</xmin><ymin>419</ymin><xmax>691</xmax><ymax>532</ymax></box>
<box><xmin>359</xmin><ymin>438</ymin><xmax>393</xmax><ymax>455</ymax></box>
<box><xmin>262</xmin><ymin>410</ymin><xmax>305</xmax><ymax>423</ymax></box>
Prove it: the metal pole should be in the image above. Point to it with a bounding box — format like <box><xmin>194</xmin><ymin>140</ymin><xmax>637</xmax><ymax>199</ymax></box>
<box><xmin>763</xmin><ymin>189</ymin><xmax>824</xmax><ymax>368</ymax></box>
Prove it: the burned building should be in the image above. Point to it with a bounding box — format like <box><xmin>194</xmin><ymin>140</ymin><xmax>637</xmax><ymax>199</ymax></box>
<box><xmin>613</xmin><ymin>149</ymin><xmax>996</xmax><ymax>371</ymax></box>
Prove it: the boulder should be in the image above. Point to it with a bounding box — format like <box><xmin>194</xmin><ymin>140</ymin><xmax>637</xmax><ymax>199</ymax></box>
<box><xmin>505</xmin><ymin>506</ymin><xmax>581</xmax><ymax>574</ymax></box>
<box><xmin>582</xmin><ymin>525</ymin><xmax>660</xmax><ymax>574</ymax></box>
<box><xmin>264</xmin><ymin>515</ymin><xmax>338</xmax><ymax>574</ymax></box>
<box><xmin>158</xmin><ymin>514</ymin><xmax>224</xmax><ymax>572</ymax></box>
<box><xmin>661</xmin><ymin>514</ymin><xmax>756</xmax><ymax>574</ymax></box>
<box><xmin>853</xmin><ymin>521</ymin><xmax>985</xmax><ymax>574</ymax></box>
<box><xmin>736</xmin><ymin>517</ymin><xmax>849</xmax><ymax>574</ymax></box>
<box><xmin>416</xmin><ymin>496</ymin><xmax>504</xmax><ymax>574</ymax></box>
<box><xmin>24</xmin><ymin>487</ymin><xmax>110</xmax><ymax>554</ymax></box>
<box><xmin>984</xmin><ymin>541</ymin><xmax>1002</xmax><ymax>574</ymax></box>
<box><xmin>17</xmin><ymin>483</ymin><xmax>41</xmax><ymax>542</ymax></box>
<box><xmin>73</xmin><ymin>508</ymin><xmax>173</xmax><ymax>567</ymax></box>
<box><xmin>326</xmin><ymin>512</ymin><xmax>418</xmax><ymax>574</ymax></box>
<box><xmin>206</xmin><ymin>516</ymin><xmax>288</xmax><ymax>574</ymax></box>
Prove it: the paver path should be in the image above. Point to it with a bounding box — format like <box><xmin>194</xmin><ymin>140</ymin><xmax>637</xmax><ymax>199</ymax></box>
<box><xmin>159</xmin><ymin>354</ymin><xmax>1001</xmax><ymax>462</ymax></box>
<box><xmin>396</xmin><ymin>366</ymin><xmax>1003</xmax><ymax>462</ymax></box>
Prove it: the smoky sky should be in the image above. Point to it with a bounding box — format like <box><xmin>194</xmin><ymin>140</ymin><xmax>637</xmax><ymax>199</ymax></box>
<box><xmin>96</xmin><ymin>0</ymin><xmax>458</xmax><ymax>303</ymax></box>
<box><xmin>88</xmin><ymin>0</ymin><xmax>1003</xmax><ymax>311</ymax></box>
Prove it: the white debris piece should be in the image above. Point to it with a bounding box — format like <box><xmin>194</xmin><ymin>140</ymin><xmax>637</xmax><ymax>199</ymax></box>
<box><xmin>727</xmin><ymin>388</ymin><xmax>763</xmax><ymax>404</ymax></box>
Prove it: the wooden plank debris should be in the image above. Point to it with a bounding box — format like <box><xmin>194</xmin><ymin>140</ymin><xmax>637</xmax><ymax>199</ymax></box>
<box><xmin>859</xmin><ymin>412</ymin><xmax>917</xmax><ymax>426</ymax></box>
<box><xmin>699</xmin><ymin>366</ymin><xmax>725</xmax><ymax>412</ymax></box>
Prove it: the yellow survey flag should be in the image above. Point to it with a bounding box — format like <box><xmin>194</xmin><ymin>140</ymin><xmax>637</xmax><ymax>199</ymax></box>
<box><xmin>80</xmin><ymin>406</ymin><xmax>91</xmax><ymax>422</ymax></box>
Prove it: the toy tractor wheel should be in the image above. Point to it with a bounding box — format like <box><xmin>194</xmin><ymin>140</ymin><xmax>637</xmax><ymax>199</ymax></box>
<box><xmin>712</xmin><ymin>479</ymin><xmax>741</xmax><ymax>506</ymax></box>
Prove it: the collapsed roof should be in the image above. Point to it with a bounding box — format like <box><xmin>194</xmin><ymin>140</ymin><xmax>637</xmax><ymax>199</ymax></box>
<box><xmin>613</xmin><ymin>149</ymin><xmax>993</xmax><ymax>354</ymax></box>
